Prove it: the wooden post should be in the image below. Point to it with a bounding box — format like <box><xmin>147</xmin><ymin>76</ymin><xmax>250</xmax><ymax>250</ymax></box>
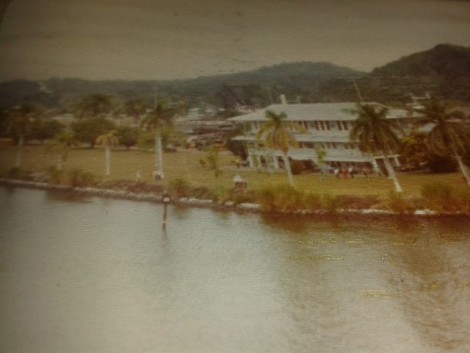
<box><xmin>162</xmin><ymin>191</ymin><xmax>171</xmax><ymax>229</ymax></box>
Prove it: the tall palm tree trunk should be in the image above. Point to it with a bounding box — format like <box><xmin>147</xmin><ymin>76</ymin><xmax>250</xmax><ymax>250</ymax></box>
<box><xmin>381</xmin><ymin>150</ymin><xmax>402</xmax><ymax>193</ymax></box>
<box><xmin>105</xmin><ymin>145</ymin><xmax>111</xmax><ymax>176</ymax></box>
<box><xmin>455</xmin><ymin>154</ymin><xmax>470</xmax><ymax>186</ymax></box>
<box><xmin>15</xmin><ymin>135</ymin><xmax>24</xmax><ymax>168</ymax></box>
<box><xmin>155</xmin><ymin>129</ymin><xmax>164</xmax><ymax>178</ymax></box>
<box><xmin>282</xmin><ymin>152</ymin><xmax>294</xmax><ymax>187</ymax></box>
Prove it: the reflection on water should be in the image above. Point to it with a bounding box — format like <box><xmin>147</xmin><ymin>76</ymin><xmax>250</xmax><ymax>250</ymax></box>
<box><xmin>0</xmin><ymin>187</ymin><xmax>469</xmax><ymax>353</ymax></box>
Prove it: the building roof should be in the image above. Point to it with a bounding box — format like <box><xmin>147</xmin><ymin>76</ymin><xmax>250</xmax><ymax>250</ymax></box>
<box><xmin>232</xmin><ymin>134</ymin><xmax>352</xmax><ymax>143</ymax></box>
<box><xmin>229</xmin><ymin>102</ymin><xmax>412</xmax><ymax>122</ymax></box>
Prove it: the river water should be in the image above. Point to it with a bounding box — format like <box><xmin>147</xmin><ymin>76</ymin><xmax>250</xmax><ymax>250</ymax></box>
<box><xmin>0</xmin><ymin>187</ymin><xmax>469</xmax><ymax>353</ymax></box>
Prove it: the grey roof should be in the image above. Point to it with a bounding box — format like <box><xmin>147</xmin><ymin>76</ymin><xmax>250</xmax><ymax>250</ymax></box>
<box><xmin>232</xmin><ymin>134</ymin><xmax>351</xmax><ymax>143</ymax></box>
<box><xmin>229</xmin><ymin>102</ymin><xmax>412</xmax><ymax>122</ymax></box>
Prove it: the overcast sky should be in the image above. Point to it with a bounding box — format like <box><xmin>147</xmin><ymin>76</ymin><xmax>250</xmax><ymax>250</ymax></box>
<box><xmin>0</xmin><ymin>0</ymin><xmax>469</xmax><ymax>81</ymax></box>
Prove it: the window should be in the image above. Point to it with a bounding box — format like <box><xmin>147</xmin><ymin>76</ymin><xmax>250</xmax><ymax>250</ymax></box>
<box><xmin>337</xmin><ymin>121</ymin><xmax>343</xmax><ymax>131</ymax></box>
<box><xmin>332</xmin><ymin>143</ymin><xmax>337</xmax><ymax>149</ymax></box>
<box><xmin>342</xmin><ymin>121</ymin><xmax>349</xmax><ymax>130</ymax></box>
<box><xmin>325</xmin><ymin>121</ymin><xmax>330</xmax><ymax>130</ymax></box>
<box><xmin>314</xmin><ymin>121</ymin><xmax>319</xmax><ymax>130</ymax></box>
<box><xmin>320</xmin><ymin>121</ymin><xmax>325</xmax><ymax>130</ymax></box>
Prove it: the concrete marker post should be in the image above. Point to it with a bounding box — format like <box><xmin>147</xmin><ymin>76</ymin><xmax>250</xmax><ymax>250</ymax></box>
<box><xmin>162</xmin><ymin>190</ymin><xmax>171</xmax><ymax>229</ymax></box>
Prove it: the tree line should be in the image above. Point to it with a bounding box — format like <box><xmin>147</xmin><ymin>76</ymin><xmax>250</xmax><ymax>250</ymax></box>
<box><xmin>0</xmin><ymin>93</ymin><xmax>185</xmax><ymax>177</ymax></box>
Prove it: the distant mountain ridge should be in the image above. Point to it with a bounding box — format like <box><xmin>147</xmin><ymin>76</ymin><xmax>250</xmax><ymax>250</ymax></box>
<box><xmin>0</xmin><ymin>44</ymin><xmax>469</xmax><ymax>108</ymax></box>
<box><xmin>0</xmin><ymin>61</ymin><xmax>364</xmax><ymax>108</ymax></box>
<box><xmin>371</xmin><ymin>44</ymin><xmax>470</xmax><ymax>78</ymax></box>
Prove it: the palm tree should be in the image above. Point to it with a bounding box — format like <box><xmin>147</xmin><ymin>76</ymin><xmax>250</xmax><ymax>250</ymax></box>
<box><xmin>415</xmin><ymin>98</ymin><xmax>470</xmax><ymax>186</ymax></box>
<box><xmin>75</xmin><ymin>94</ymin><xmax>113</xmax><ymax>120</ymax></box>
<box><xmin>349</xmin><ymin>103</ymin><xmax>404</xmax><ymax>193</ymax></box>
<box><xmin>96</xmin><ymin>130</ymin><xmax>119</xmax><ymax>176</ymax></box>
<box><xmin>5</xmin><ymin>104</ymin><xmax>41</xmax><ymax>168</ymax></box>
<box><xmin>256</xmin><ymin>110</ymin><xmax>306</xmax><ymax>187</ymax></box>
<box><xmin>46</xmin><ymin>132</ymin><xmax>77</xmax><ymax>171</ymax></box>
<box><xmin>140</xmin><ymin>103</ymin><xmax>178</xmax><ymax>179</ymax></box>
<box><xmin>123</xmin><ymin>98</ymin><xmax>148</xmax><ymax>126</ymax></box>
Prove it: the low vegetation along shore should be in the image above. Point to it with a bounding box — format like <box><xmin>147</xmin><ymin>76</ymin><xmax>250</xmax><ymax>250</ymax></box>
<box><xmin>1</xmin><ymin>145</ymin><xmax>469</xmax><ymax>216</ymax></box>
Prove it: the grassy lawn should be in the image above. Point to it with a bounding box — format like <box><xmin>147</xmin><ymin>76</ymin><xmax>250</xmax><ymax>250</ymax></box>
<box><xmin>1</xmin><ymin>145</ymin><xmax>469</xmax><ymax>199</ymax></box>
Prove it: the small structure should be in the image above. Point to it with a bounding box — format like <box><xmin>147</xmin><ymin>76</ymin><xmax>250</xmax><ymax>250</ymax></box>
<box><xmin>233</xmin><ymin>174</ymin><xmax>247</xmax><ymax>189</ymax></box>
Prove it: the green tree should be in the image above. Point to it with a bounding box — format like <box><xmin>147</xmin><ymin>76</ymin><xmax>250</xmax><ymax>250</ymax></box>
<box><xmin>349</xmin><ymin>103</ymin><xmax>404</xmax><ymax>193</ymax></box>
<box><xmin>74</xmin><ymin>94</ymin><xmax>113</xmax><ymax>120</ymax></box>
<box><xmin>140</xmin><ymin>103</ymin><xmax>178</xmax><ymax>179</ymax></box>
<box><xmin>31</xmin><ymin>119</ymin><xmax>65</xmax><ymax>143</ymax></box>
<box><xmin>4</xmin><ymin>104</ymin><xmax>41</xmax><ymax>167</ymax></box>
<box><xmin>415</xmin><ymin>98</ymin><xmax>470</xmax><ymax>185</ymax></box>
<box><xmin>71</xmin><ymin>118</ymin><xmax>115</xmax><ymax>148</ymax></box>
<box><xmin>96</xmin><ymin>130</ymin><xmax>119</xmax><ymax>176</ymax></box>
<box><xmin>46</xmin><ymin>132</ymin><xmax>77</xmax><ymax>171</ymax></box>
<box><xmin>122</xmin><ymin>98</ymin><xmax>148</xmax><ymax>125</ymax></box>
<box><xmin>256</xmin><ymin>110</ymin><xmax>306</xmax><ymax>186</ymax></box>
<box><xmin>399</xmin><ymin>131</ymin><xmax>429</xmax><ymax>170</ymax></box>
<box><xmin>116</xmin><ymin>126</ymin><xmax>139</xmax><ymax>150</ymax></box>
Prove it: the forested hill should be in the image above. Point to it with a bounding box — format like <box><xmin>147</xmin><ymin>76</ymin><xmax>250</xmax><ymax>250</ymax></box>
<box><xmin>371</xmin><ymin>44</ymin><xmax>470</xmax><ymax>78</ymax></box>
<box><xmin>319</xmin><ymin>44</ymin><xmax>470</xmax><ymax>104</ymax></box>
<box><xmin>0</xmin><ymin>62</ymin><xmax>363</xmax><ymax>109</ymax></box>
<box><xmin>1</xmin><ymin>44</ymin><xmax>470</xmax><ymax>109</ymax></box>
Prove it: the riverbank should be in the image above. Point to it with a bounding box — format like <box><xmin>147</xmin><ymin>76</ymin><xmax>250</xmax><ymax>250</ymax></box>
<box><xmin>2</xmin><ymin>178</ymin><xmax>469</xmax><ymax>218</ymax></box>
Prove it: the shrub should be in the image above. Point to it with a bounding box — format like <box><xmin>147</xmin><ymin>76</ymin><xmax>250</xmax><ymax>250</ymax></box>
<box><xmin>303</xmin><ymin>192</ymin><xmax>322</xmax><ymax>211</ymax></box>
<box><xmin>232</xmin><ymin>192</ymin><xmax>255</xmax><ymax>205</ymax></box>
<box><xmin>191</xmin><ymin>186</ymin><xmax>212</xmax><ymax>199</ymax></box>
<box><xmin>67</xmin><ymin>168</ymin><xmax>95</xmax><ymax>187</ymax></box>
<box><xmin>339</xmin><ymin>196</ymin><xmax>379</xmax><ymax>210</ymax></box>
<box><xmin>421</xmin><ymin>182</ymin><xmax>455</xmax><ymax>212</ymax></box>
<box><xmin>46</xmin><ymin>166</ymin><xmax>64</xmax><ymax>185</ymax></box>
<box><xmin>322</xmin><ymin>194</ymin><xmax>342</xmax><ymax>213</ymax></box>
<box><xmin>256</xmin><ymin>187</ymin><xmax>277</xmax><ymax>212</ymax></box>
<box><xmin>256</xmin><ymin>185</ymin><xmax>303</xmax><ymax>212</ymax></box>
<box><xmin>427</xmin><ymin>154</ymin><xmax>457</xmax><ymax>173</ymax></box>
<box><xmin>275</xmin><ymin>185</ymin><xmax>303</xmax><ymax>212</ymax></box>
<box><xmin>199</xmin><ymin>157</ymin><xmax>207</xmax><ymax>167</ymax></box>
<box><xmin>169</xmin><ymin>178</ymin><xmax>191</xmax><ymax>198</ymax></box>
<box><xmin>386</xmin><ymin>191</ymin><xmax>412</xmax><ymax>214</ymax></box>
<box><xmin>210</xmin><ymin>186</ymin><xmax>229</xmax><ymax>203</ymax></box>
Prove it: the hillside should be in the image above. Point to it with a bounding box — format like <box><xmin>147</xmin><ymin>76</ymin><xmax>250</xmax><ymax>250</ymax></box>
<box><xmin>365</xmin><ymin>44</ymin><xmax>470</xmax><ymax>103</ymax></box>
<box><xmin>371</xmin><ymin>44</ymin><xmax>470</xmax><ymax>78</ymax></box>
<box><xmin>1</xmin><ymin>44</ymin><xmax>470</xmax><ymax>109</ymax></box>
<box><xmin>0</xmin><ymin>62</ymin><xmax>363</xmax><ymax>109</ymax></box>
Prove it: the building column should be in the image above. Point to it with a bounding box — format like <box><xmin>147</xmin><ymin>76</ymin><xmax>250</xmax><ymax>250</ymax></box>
<box><xmin>256</xmin><ymin>155</ymin><xmax>262</xmax><ymax>168</ymax></box>
<box><xmin>370</xmin><ymin>158</ymin><xmax>380</xmax><ymax>174</ymax></box>
<box><xmin>272</xmin><ymin>154</ymin><xmax>280</xmax><ymax>169</ymax></box>
<box><xmin>393</xmin><ymin>156</ymin><xmax>401</xmax><ymax>167</ymax></box>
<box><xmin>248</xmin><ymin>154</ymin><xmax>256</xmax><ymax>168</ymax></box>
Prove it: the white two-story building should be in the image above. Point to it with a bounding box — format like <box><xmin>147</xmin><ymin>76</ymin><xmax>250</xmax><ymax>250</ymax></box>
<box><xmin>229</xmin><ymin>102</ymin><xmax>416</xmax><ymax>173</ymax></box>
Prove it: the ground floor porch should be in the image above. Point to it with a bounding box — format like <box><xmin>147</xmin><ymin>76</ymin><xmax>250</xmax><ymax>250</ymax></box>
<box><xmin>246</xmin><ymin>149</ymin><xmax>401</xmax><ymax>175</ymax></box>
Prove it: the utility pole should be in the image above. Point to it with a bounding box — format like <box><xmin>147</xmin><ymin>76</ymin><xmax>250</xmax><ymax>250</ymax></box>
<box><xmin>352</xmin><ymin>79</ymin><xmax>364</xmax><ymax>104</ymax></box>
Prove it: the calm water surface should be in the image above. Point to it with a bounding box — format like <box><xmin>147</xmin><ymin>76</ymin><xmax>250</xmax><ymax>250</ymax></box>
<box><xmin>0</xmin><ymin>187</ymin><xmax>469</xmax><ymax>353</ymax></box>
